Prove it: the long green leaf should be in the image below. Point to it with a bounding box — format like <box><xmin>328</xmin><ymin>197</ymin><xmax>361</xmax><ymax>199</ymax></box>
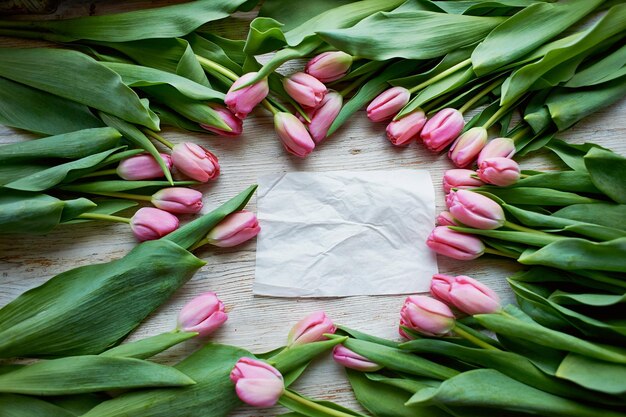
<box><xmin>268</xmin><ymin>338</ymin><xmax>346</xmax><ymax>374</ymax></box>
<box><xmin>471</xmin><ymin>186</ymin><xmax>603</xmax><ymax>206</ymax></box>
<box><xmin>512</xmin><ymin>171</ymin><xmax>601</xmax><ymax>194</ymax></box>
<box><xmin>100</xmin><ymin>331</ymin><xmax>198</xmax><ymax>360</ymax></box>
<box><xmin>0</xmin><ymin>394</ymin><xmax>75</xmax><ymax>417</ymax></box>
<box><xmin>259</xmin><ymin>0</ymin><xmax>356</xmax><ymax>32</ymax></box>
<box><xmin>566</xmin><ymin>44</ymin><xmax>626</xmax><ymax>87</ymax></box>
<box><xmin>584</xmin><ymin>147</ymin><xmax>626</xmax><ymax>204</ymax></box>
<box><xmin>63</xmin><ymin>200</ymin><xmax>138</xmax><ymax>225</ymax></box>
<box><xmin>60</xmin><ymin>180</ymin><xmax>196</xmax><ymax>194</ymax></box>
<box><xmin>557</xmin><ymin>353</ymin><xmax>626</xmax><ymax>395</ymax></box>
<box><xmin>553</xmin><ymin>203</ymin><xmax>626</xmax><ymax>230</ymax></box>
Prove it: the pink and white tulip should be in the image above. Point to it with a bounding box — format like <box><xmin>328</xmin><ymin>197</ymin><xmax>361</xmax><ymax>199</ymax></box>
<box><xmin>333</xmin><ymin>345</ymin><xmax>382</xmax><ymax>372</ymax></box>
<box><xmin>366</xmin><ymin>87</ymin><xmax>410</xmax><ymax>122</ymax></box>
<box><xmin>477</xmin><ymin>157</ymin><xmax>521</xmax><ymax>187</ymax></box>
<box><xmin>430</xmin><ymin>274</ymin><xmax>501</xmax><ymax>315</ymax></box>
<box><xmin>152</xmin><ymin>187</ymin><xmax>203</xmax><ymax>214</ymax></box>
<box><xmin>225</xmin><ymin>72</ymin><xmax>269</xmax><ymax>119</ymax></box>
<box><xmin>230</xmin><ymin>358</ymin><xmax>284</xmax><ymax>407</ymax></box>
<box><xmin>177</xmin><ymin>292</ymin><xmax>228</xmax><ymax>337</ymax></box>
<box><xmin>305</xmin><ymin>51</ymin><xmax>352</xmax><ymax>83</ymax></box>
<box><xmin>283</xmin><ymin>72</ymin><xmax>327</xmax><ymax>108</ymax></box>
<box><xmin>130</xmin><ymin>207</ymin><xmax>179</xmax><ymax>242</ymax></box>
<box><xmin>443</xmin><ymin>169</ymin><xmax>484</xmax><ymax>194</ymax></box>
<box><xmin>274</xmin><ymin>112</ymin><xmax>316</xmax><ymax>158</ymax></box>
<box><xmin>171</xmin><ymin>142</ymin><xmax>220</xmax><ymax>182</ymax></box>
<box><xmin>287</xmin><ymin>311</ymin><xmax>336</xmax><ymax>346</ymax></box>
<box><xmin>117</xmin><ymin>153</ymin><xmax>172</xmax><ymax>181</ymax></box>
<box><xmin>400</xmin><ymin>295</ymin><xmax>455</xmax><ymax>338</ymax></box>
<box><xmin>307</xmin><ymin>90</ymin><xmax>342</xmax><ymax>143</ymax></box>
<box><xmin>477</xmin><ymin>137</ymin><xmax>515</xmax><ymax>165</ymax></box>
<box><xmin>436</xmin><ymin>211</ymin><xmax>458</xmax><ymax>226</ymax></box>
<box><xmin>426</xmin><ymin>226</ymin><xmax>485</xmax><ymax>260</ymax></box>
<box><xmin>200</xmin><ymin>104</ymin><xmax>243</xmax><ymax>137</ymax></box>
<box><xmin>446</xmin><ymin>190</ymin><xmax>505</xmax><ymax>230</ymax></box>
<box><xmin>386</xmin><ymin>109</ymin><xmax>426</xmax><ymax>146</ymax></box>
<box><xmin>206</xmin><ymin>210</ymin><xmax>260</xmax><ymax>247</ymax></box>
<box><xmin>448</xmin><ymin>127</ymin><xmax>488</xmax><ymax>168</ymax></box>
<box><xmin>420</xmin><ymin>108</ymin><xmax>464</xmax><ymax>152</ymax></box>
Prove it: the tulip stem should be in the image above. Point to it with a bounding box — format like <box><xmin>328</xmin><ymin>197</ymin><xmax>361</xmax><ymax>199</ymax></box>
<box><xmin>510</xmin><ymin>126</ymin><xmax>532</xmax><ymax>143</ymax></box>
<box><xmin>481</xmin><ymin>101</ymin><xmax>515</xmax><ymax>130</ymax></box>
<box><xmin>78</xmin><ymin>191</ymin><xmax>153</xmax><ymax>202</ymax></box>
<box><xmin>339</xmin><ymin>73</ymin><xmax>369</xmax><ymax>97</ymax></box>
<box><xmin>188</xmin><ymin>237</ymin><xmax>210</xmax><ymax>252</ymax></box>
<box><xmin>77</xmin><ymin>213</ymin><xmax>131</xmax><ymax>224</ymax></box>
<box><xmin>280</xmin><ymin>389</ymin><xmax>362</xmax><ymax>417</ymax></box>
<box><xmin>195</xmin><ymin>55</ymin><xmax>239</xmax><ymax>82</ymax></box>
<box><xmin>143</xmin><ymin>129</ymin><xmax>175</xmax><ymax>149</ymax></box>
<box><xmin>453</xmin><ymin>325</ymin><xmax>500</xmax><ymax>350</ymax></box>
<box><xmin>82</xmin><ymin>169</ymin><xmax>118</xmax><ymax>178</ymax></box>
<box><xmin>262</xmin><ymin>99</ymin><xmax>279</xmax><ymax>116</ymax></box>
<box><xmin>408</xmin><ymin>58</ymin><xmax>471</xmax><ymax>94</ymax></box>
<box><xmin>459</xmin><ymin>78</ymin><xmax>505</xmax><ymax>114</ymax></box>
<box><xmin>483</xmin><ymin>248</ymin><xmax>518</xmax><ymax>259</ymax></box>
<box><xmin>503</xmin><ymin>221</ymin><xmax>551</xmax><ymax>236</ymax></box>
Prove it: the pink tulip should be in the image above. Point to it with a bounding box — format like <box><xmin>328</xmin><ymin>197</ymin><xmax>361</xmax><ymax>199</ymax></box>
<box><xmin>477</xmin><ymin>157</ymin><xmax>521</xmax><ymax>187</ymax></box>
<box><xmin>206</xmin><ymin>210</ymin><xmax>260</xmax><ymax>247</ymax></box>
<box><xmin>116</xmin><ymin>153</ymin><xmax>172</xmax><ymax>181</ymax></box>
<box><xmin>430</xmin><ymin>274</ymin><xmax>501</xmax><ymax>315</ymax></box>
<box><xmin>177</xmin><ymin>291</ymin><xmax>228</xmax><ymax>337</ymax></box>
<box><xmin>443</xmin><ymin>169</ymin><xmax>484</xmax><ymax>194</ymax></box>
<box><xmin>287</xmin><ymin>311</ymin><xmax>336</xmax><ymax>346</ymax></box>
<box><xmin>305</xmin><ymin>51</ymin><xmax>353</xmax><ymax>83</ymax></box>
<box><xmin>225</xmin><ymin>72</ymin><xmax>269</xmax><ymax>119</ymax></box>
<box><xmin>420</xmin><ymin>108</ymin><xmax>465</xmax><ymax>152</ymax></box>
<box><xmin>446</xmin><ymin>190</ymin><xmax>505</xmax><ymax>229</ymax></box>
<box><xmin>151</xmin><ymin>187</ymin><xmax>203</xmax><ymax>214</ymax></box>
<box><xmin>230</xmin><ymin>358</ymin><xmax>284</xmax><ymax>407</ymax></box>
<box><xmin>200</xmin><ymin>104</ymin><xmax>243</xmax><ymax>137</ymax></box>
<box><xmin>436</xmin><ymin>211</ymin><xmax>458</xmax><ymax>226</ymax></box>
<box><xmin>367</xmin><ymin>87</ymin><xmax>410</xmax><ymax>122</ymax></box>
<box><xmin>307</xmin><ymin>90</ymin><xmax>342</xmax><ymax>143</ymax></box>
<box><xmin>283</xmin><ymin>72</ymin><xmax>327</xmax><ymax>108</ymax></box>
<box><xmin>130</xmin><ymin>207</ymin><xmax>179</xmax><ymax>242</ymax></box>
<box><xmin>274</xmin><ymin>112</ymin><xmax>316</xmax><ymax>158</ymax></box>
<box><xmin>426</xmin><ymin>226</ymin><xmax>485</xmax><ymax>260</ymax></box>
<box><xmin>171</xmin><ymin>142</ymin><xmax>220</xmax><ymax>182</ymax></box>
<box><xmin>399</xmin><ymin>295</ymin><xmax>455</xmax><ymax>338</ymax></box>
<box><xmin>477</xmin><ymin>137</ymin><xmax>515</xmax><ymax>165</ymax></box>
<box><xmin>332</xmin><ymin>345</ymin><xmax>382</xmax><ymax>372</ymax></box>
<box><xmin>386</xmin><ymin>109</ymin><xmax>427</xmax><ymax>146</ymax></box>
<box><xmin>448</xmin><ymin>127</ymin><xmax>488</xmax><ymax>168</ymax></box>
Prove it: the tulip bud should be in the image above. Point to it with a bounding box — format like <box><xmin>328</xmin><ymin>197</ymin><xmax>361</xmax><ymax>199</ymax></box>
<box><xmin>287</xmin><ymin>311</ymin><xmax>336</xmax><ymax>346</ymax></box>
<box><xmin>274</xmin><ymin>112</ymin><xmax>316</xmax><ymax>158</ymax></box>
<box><xmin>171</xmin><ymin>142</ymin><xmax>220</xmax><ymax>182</ymax></box>
<box><xmin>307</xmin><ymin>90</ymin><xmax>342</xmax><ymax>143</ymax></box>
<box><xmin>332</xmin><ymin>345</ymin><xmax>382</xmax><ymax>372</ymax></box>
<box><xmin>230</xmin><ymin>358</ymin><xmax>284</xmax><ymax>407</ymax></box>
<box><xmin>177</xmin><ymin>291</ymin><xmax>228</xmax><ymax>337</ymax></box>
<box><xmin>283</xmin><ymin>72</ymin><xmax>327</xmax><ymax>108</ymax></box>
<box><xmin>151</xmin><ymin>187</ymin><xmax>203</xmax><ymax>214</ymax></box>
<box><xmin>305</xmin><ymin>51</ymin><xmax>353</xmax><ymax>83</ymax></box>
<box><xmin>206</xmin><ymin>210</ymin><xmax>260</xmax><ymax>247</ymax></box>
<box><xmin>420</xmin><ymin>108</ymin><xmax>465</xmax><ymax>152</ymax></box>
<box><xmin>116</xmin><ymin>153</ymin><xmax>172</xmax><ymax>181</ymax></box>
<box><xmin>426</xmin><ymin>226</ymin><xmax>485</xmax><ymax>260</ymax></box>
<box><xmin>436</xmin><ymin>211</ymin><xmax>458</xmax><ymax>226</ymax></box>
<box><xmin>448</xmin><ymin>127</ymin><xmax>488</xmax><ymax>168</ymax></box>
<box><xmin>386</xmin><ymin>109</ymin><xmax>427</xmax><ymax>146</ymax></box>
<box><xmin>443</xmin><ymin>169</ymin><xmax>484</xmax><ymax>194</ymax></box>
<box><xmin>400</xmin><ymin>295</ymin><xmax>455</xmax><ymax>338</ymax></box>
<box><xmin>200</xmin><ymin>104</ymin><xmax>243</xmax><ymax>137</ymax></box>
<box><xmin>225</xmin><ymin>72</ymin><xmax>269</xmax><ymax>119</ymax></box>
<box><xmin>431</xmin><ymin>274</ymin><xmax>501</xmax><ymax>315</ymax></box>
<box><xmin>477</xmin><ymin>157</ymin><xmax>521</xmax><ymax>187</ymax></box>
<box><xmin>130</xmin><ymin>207</ymin><xmax>179</xmax><ymax>242</ymax></box>
<box><xmin>477</xmin><ymin>137</ymin><xmax>515</xmax><ymax>165</ymax></box>
<box><xmin>366</xmin><ymin>87</ymin><xmax>410</xmax><ymax>122</ymax></box>
<box><xmin>446</xmin><ymin>190</ymin><xmax>505</xmax><ymax>230</ymax></box>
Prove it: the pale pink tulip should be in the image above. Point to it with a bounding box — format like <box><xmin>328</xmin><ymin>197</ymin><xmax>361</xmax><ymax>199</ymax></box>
<box><xmin>400</xmin><ymin>295</ymin><xmax>455</xmax><ymax>338</ymax></box>
<box><xmin>230</xmin><ymin>358</ymin><xmax>284</xmax><ymax>407</ymax></box>
<box><xmin>431</xmin><ymin>274</ymin><xmax>501</xmax><ymax>315</ymax></box>
<box><xmin>332</xmin><ymin>345</ymin><xmax>382</xmax><ymax>372</ymax></box>
<box><xmin>200</xmin><ymin>104</ymin><xmax>243</xmax><ymax>137</ymax></box>
<box><xmin>386</xmin><ymin>109</ymin><xmax>426</xmax><ymax>146</ymax></box>
<box><xmin>436</xmin><ymin>211</ymin><xmax>458</xmax><ymax>226</ymax></box>
<box><xmin>206</xmin><ymin>210</ymin><xmax>260</xmax><ymax>247</ymax></box>
<box><xmin>225</xmin><ymin>72</ymin><xmax>269</xmax><ymax>119</ymax></box>
<box><xmin>443</xmin><ymin>169</ymin><xmax>484</xmax><ymax>194</ymax></box>
<box><xmin>307</xmin><ymin>90</ymin><xmax>342</xmax><ymax>143</ymax></box>
<box><xmin>152</xmin><ymin>187</ymin><xmax>203</xmax><ymax>214</ymax></box>
<box><xmin>477</xmin><ymin>157</ymin><xmax>521</xmax><ymax>187</ymax></box>
<box><xmin>305</xmin><ymin>51</ymin><xmax>352</xmax><ymax>83</ymax></box>
<box><xmin>171</xmin><ymin>142</ymin><xmax>220</xmax><ymax>182</ymax></box>
<box><xmin>421</xmin><ymin>108</ymin><xmax>464</xmax><ymax>152</ymax></box>
<box><xmin>426</xmin><ymin>226</ymin><xmax>485</xmax><ymax>260</ymax></box>
<box><xmin>177</xmin><ymin>292</ymin><xmax>228</xmax><ymax>337</ymax></box>
<box><xmin>274</xmin><ymin>112</ymin><xmax>316</xmax><ymax>158</ymax></box>
<box><xmin>367</xmin><ymin>87</ymin><xmax>410</xmax><ymax>122</ymax></box>
<box><xmin>448</xmin><ymin>127</ymin><xmax>488</xmax><ymax>168</ymax></box>
<box><xmin>283</xmin><ymin>72</ymin><xmax>327</xmax><ymax>108</ymax></box>
<box><xmin>477</xmin><ymin>137</ymin><xmax>515</xmax><ymax>165</ymax></box>
<box><xmin>117</xmin><ymin>153</ymin><xmax>172</xmax><ymax>180</ymax></box>
<box><xmin>287</xmin><ymin>311</ymin><xmax>336</xmax><ymax>346</ymax></box>
<box><xmin>446</xmin><ymin>190</ymin><xmax>505</xmax><ymax>230</ymax></box>
<box><xmin>130</xmin><ymin>207</ymin><xmax>179</xmax><ymax>242</ymax></box>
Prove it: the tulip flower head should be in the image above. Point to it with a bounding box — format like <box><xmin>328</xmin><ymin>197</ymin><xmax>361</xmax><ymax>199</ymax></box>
<box><xmin>177</xmin><ymin>291</ymin><xmax>228</xmax><ymax>337</ymax></box>
<box><xmin>130</xmin><ymin>207</ymin><xmax>179</xmax><ymax>242</ymax></box>
<box><xmin>287</xmin><ymin>311</ymin><xmax>336</xmax><ymax>346</ymax></box>
<box><xmin>436</xmin><ymin>211</ymin><xmax>458</xmax><ymax>226</ymax></box>
<box><xmin>400</xmin><ymin>295</ymin><xmax>455</xmax><ymax>338</ymax></box>
<box><xmin>426</xmin><ymin>226</ymin><xmax>485</xmax><ymax>260</ymax></box>
<box><xmin>307</xmin><ymin>90</ymin><xmax>343</xmax><ymax>144</ymax></box>
<box><xmin>386</xmin><ymin>109</ymin><xmax>427</xmax><ymax>146</ymax></box>
<box><xmin>448</xmin><ymin>127</ymin><xmax>488</xmax><ymax>168</ymax></box>
<box><xmin>443</xmin><ymin>169</ymin><xmax>484</xmax><ymax>194</ymax></box>
<box><xmin>151</xmin><ymin>187</ymin><xmax>203</xmax><ymax>214</ymax></box>
<box><xmin>200</xmin><ymin>104</ymin><xmax>243</xmax><ymax>137</ymax></box>
<box><xmin>477</xmin><ymin>157</ymin><xmax>521</xmax><ymax>187</ymax></box>
<box><xmin>206</xmin><ymin>210</ymin><xmax>260</xmax><ymax>247</ymax></box>
<box><xmin>274</xmin><ymin>112</ymin><xmax>316</xmax><ymax>158</ymax></box>
<box><xmin>225</xmin><ymin>72</ymin><xmax>269</xmax><ymax>119</ymax></box>
<box><xmin>477</xmin><ymin>137</ymin><xmax>516</xmax><ymax>165</ymax></box>
<box><xmin>367</xmin><ymin>87</ymin><xmax>410</xmax><ymax>122</ymax></box>
<box><xmin>431</xmin><ymin>274</ymin><xmax>501</xmax><ymax>315</ymax></box>
<box><xmin>420</xmin><ymin>108</ymin><xmax>465</xmax><ymax>152</ymax></box>
<box><xmin>283</xmin><ymin>72</ymin><xmax>327</xmax><ymax>108</ymax></box>
<box><xmin>446</xmin><ymin>190</ymin><xmax>505</xmax><ymax>230</ymax></box>
<box><xmin>171</xmin><ymin>142</ymin><xmax>220</xmax><ymax>182</ymax></box>
<box><xmin>230</xmin><ymin>358</ymin><xmax>284</xmax><ymax>407</ymax></box>
<box><xmin>305</xmin><ymin>51</ymin><xmax>353</xmax><ymax>83</ymax></box>
<box><xmin>332</xmin><ymin>345</ymin><xmax>382</xmax><ymax>372</ymax></box>
<box><xmin>117</xmin><ymin>153</ymin><xmax>172</xmax><ymax>181</ymax></box>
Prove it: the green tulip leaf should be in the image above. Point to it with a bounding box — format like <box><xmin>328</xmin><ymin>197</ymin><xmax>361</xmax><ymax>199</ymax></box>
<box><xmin>556</xmin><ymin>353</ymin><xmax>626</xmax><ymax>395</ymax></box>
<box><xmin>259</xmin><ymin>0</ymin><xmax>356</xmax><ymax>32</ymax></box>
<box><xmin>100</xmin><ymin>331</ymin><xmax>198</xmax><ymax>360</ymax></box>
<box><xmin>512</xmin><ymin>171</ymin><xmax>601</xmax><ymax>194</ymax></box>
<box><xmin>553</xmin><ymin>203</ymin><xmax>626</xmax><ymax>230</ymax></box>
<box><xmin>268</xmin><ymin>338</ymin><xmax>347</xmax><ymax>375</ymax></box>
<box><xmin>470</xmin><ymin>186</ymin><xmax>603</xmax><ymax>206</ymax></box>
<box><xmin>584</xmin><ymin>147</ymin><xmax>626</xmax><ymax>204</ymax></box>
<box><xmin>566</xmin><ymin>44</ymin><xmax>626</xmax><ymax>88</ymax></box>
<box><xmin>63</xmin><ymin>200</ymin><xmax>138</xmax><ymax>225</ymax></box>
<box><xmin>550</xmin><ymin>291</ymin><xmax>626</xmax><ymax>308</ymax></box>
<box><xmin>60</xmin><ymin>180</ymin><xmax>196</xmax><ymax>194</ymax></box>
<box><xmin>279</xmin><ymin>390</ymin><xmax>367</xmax><ymax>417</ymax></box>
<box><xmin>0</xmin><ymin>394</ymin><xmax>75</xmax><ymax>417</ymax></box>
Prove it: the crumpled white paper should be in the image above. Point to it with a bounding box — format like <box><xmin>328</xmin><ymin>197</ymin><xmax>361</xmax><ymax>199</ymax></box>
<box><xmin>253</xmin><ymin>170</ymin><xmax>438</xmax><ymax>297</ymax></box>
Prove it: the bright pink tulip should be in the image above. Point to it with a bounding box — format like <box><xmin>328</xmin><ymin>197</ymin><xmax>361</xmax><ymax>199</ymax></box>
<box><xmin>200</xmin><ymin>104</ymin><xmax>243</xmax><ymax>137</ymax></box>
<box><xmin>206</xmin><ymin>210</ymin><xmax>260</xmax><ymax>247</ymax></box>
<box><xmin>448</xmin><ymin>127</ymin><xmax>488</xmax><ymax>168</ymax></box>
<box><xmin>151</xmin><ymin>187</ymin><xmax>203</xmax><ymax>214</ymax></box>
<box><xmin>443</xmin><ymin>169</ymin><xmax>484</xmax><ymax>194</ymax></box>
<box><xmin>305</xmin><ymin>51</ymin><xmax>353</xmax><ymax>83</ymax></box>
<box><xmin>477</xmin><ymin>157</ymin><xmax>521</xmax><ymax>187</ymax></box>
<box><xmin>436</xmin><ymin>211</ymin><xmax>458</xmax><ymax>226</ymax></box>
<box><xmin>366</xmin><ymin>87</ymin><xmax>410</xmax><ymax>122</ymax></box>
<box><xmin>274</xmin><ymin>112</ymin><xmax>316</xmax><ymax>158</ymax></box>
<box><xmin>287</xmin><ymin>311</ymin><xmax>336</xmax><ymax>346</ymax></box>
<box><xmin>177</xmin><ymin>292</ymin><xmax>228</xmax><ymax>337</ymax></box>
<box><xmin>307</xmin><ymin>90</ymin><xmax>342</xmax><ymax>143</ymax></box>
<box><xmin>399</xmin><ymin>295</ymin><xmax>455</xmax><ymax>338</ymax></box>
<box><xmin>332</xmin><ymin>345</ymin><xmax>382</xmax><ymax>372</ymax></box>
<box><xmin>426</xmin><ymin>226</ymin><xmax>485</xmax><ymax>260</ymax></box>
<box><xmin>230</xmin><ymin>358</ymin><xmax>284</xmax><ymax>407</ymax></box>
<box><xmin>130</xmin><ymin>207</ymin><xmax>179</xmax><ymax>242</ymax></box>
<box><xmin>225</xmin><ymin>72</ymin><xmax>269</xmax><ymax>119</ymax></box>
<box><xmin>116</xmin><ymin>153</ymin><xmax>172</xmax><ymax>181</ymax></box>
<box><xmin>477</xmin><ymin>137</ymin><xmax>515</xmax><ymax>165</ymax></box>
<box><xmin>171</xmin><ymin>142</ymin><xmax>220</xmax><ymax>182</ymax></box>
<box><xmin>430</xmin><ymin>274</ymin><xmax>501</xmax><ymax>315</ymax></box>
<box><xmin>446</xmin><ymin>190</ymin><xmax>505</xmax><ymax>229</ymax></box>
<box><xmin>283</xmin><ymin>72</ymin><xmax>327</xmax><ymax>108</ymax></box>
<box><xmin>386</xmin><ymin>109</ymin><xmax>427</xmax><ymax>146</ymax></box>
<box><xmin>420</xmin><ymin>108</ymin><xmax>465</xmax><ymax>152</ymax></box>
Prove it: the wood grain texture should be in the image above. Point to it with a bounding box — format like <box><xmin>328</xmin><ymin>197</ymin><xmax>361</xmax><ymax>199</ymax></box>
<box><xmin>1</xmin><ymin>4</ymin><xmax>625</xmax><ymax>416</ymax></box>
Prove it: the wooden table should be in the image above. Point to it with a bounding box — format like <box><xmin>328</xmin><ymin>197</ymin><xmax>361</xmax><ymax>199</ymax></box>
<box><xmin>1</xmin><ymin>3</ymin><xmax>625</xmax><ymax>416</ymax></box>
